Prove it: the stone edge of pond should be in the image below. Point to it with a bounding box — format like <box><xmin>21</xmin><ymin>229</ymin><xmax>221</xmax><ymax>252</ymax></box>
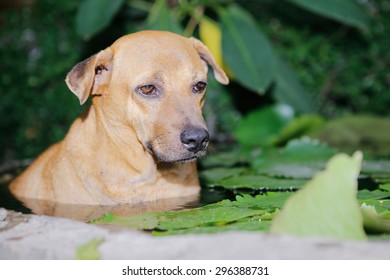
<box><xmin>0</xmin><ymin>208</ymin><xmax>389</xmax><ymax>260</ymax></box>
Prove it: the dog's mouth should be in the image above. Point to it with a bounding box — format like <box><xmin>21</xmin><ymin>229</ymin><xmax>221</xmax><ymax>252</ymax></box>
<box><xmin>176</xmin><ymin>156</ymin><xmax>200</xmax><ymax>163</ymax></box>
<box><xmin>145</xmin><ymin>141</ymin><xmax>205</xmax><ymax>163</ymax></box>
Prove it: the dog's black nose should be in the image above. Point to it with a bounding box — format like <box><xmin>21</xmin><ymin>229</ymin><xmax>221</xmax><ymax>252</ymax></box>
<box><xmin>180</xmin><ymin>128</ymin><xmax>209</xmax><ymax>153</ymax></box>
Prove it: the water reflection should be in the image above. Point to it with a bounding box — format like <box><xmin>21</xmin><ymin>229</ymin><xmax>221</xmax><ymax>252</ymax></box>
<box><xmin>13</xmin><ymin>194</ymin><xmax>200</xmax><ymax>221</ymax></box>
<box><xmin>1</xmin><ymin>181</ymin><xmax>233</xmax><ymax>222</ymax></box>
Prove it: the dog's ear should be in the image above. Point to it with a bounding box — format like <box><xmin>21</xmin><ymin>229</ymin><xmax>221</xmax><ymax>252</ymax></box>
<box><xmin>65</xmin><ymin>48</ymin><xmax>113</xmax><ymax>105</ymax></box>
<box><xmin>188</xmin><ymin>37</ymin><xmax>229</xmax><ymax>85</ymax></box>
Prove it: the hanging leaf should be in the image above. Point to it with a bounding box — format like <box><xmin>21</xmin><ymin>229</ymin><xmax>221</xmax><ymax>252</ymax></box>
<box><xmin>290</xmin><ymin>0</ymin><xmax>370</xmax><ymax>30</ymax></box>
<box><xmin>199</xmin><ymin>17</ymin><xmax>233</xmax><ymax>77</ymax></box>
<box><xmin>273</xmin><ymin>57</ymin><xmax>318</xmax><ymax>113</ymax></box>
<box><xmin>271</xmin><ymin>152</ymin><xmax>366</xmax><ymax>241</ymax></box>
<box><xmin>145</xmin><ymin>0</ymin><xmax>183</xmax><ymax>34</ymax></box>
<box><xmin>76</xmin><ymin>0</ymin><xmax>125</xmax><ymax>40</ymax></box>
<box><xmin>220</xmin><ymin>5</ymin><xmax>276</xmax><ymax>93</ymax></box>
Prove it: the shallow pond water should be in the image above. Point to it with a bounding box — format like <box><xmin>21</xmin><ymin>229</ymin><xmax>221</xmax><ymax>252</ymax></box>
<box><xmin>0</xmin><ymin>181</ymin><xmax>235</xmax><ymax>221</ymax></box>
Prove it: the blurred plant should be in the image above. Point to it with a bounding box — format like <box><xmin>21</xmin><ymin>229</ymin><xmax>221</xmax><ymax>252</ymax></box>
<box><xmin>0</xmin><ymin>0</ymin><xmax>82</xmax><ymax>160</ymax></box>
<box><xmin>75</xmin><ymin>0</ymin><xmax>371</xmax><ymax>116</ymax></box>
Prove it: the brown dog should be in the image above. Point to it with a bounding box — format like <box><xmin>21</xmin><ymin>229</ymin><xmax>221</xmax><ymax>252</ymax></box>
<box><xmin>9</xmin><ymin>31</ymin><xmax>228</xmax><ymax>205</ymax></box>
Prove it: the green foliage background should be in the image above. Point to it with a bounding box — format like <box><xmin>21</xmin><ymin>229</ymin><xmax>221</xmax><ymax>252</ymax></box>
<box><xmin>1</xmin><ymin>0</ymin><xmax>389</xmax><ymax>159</ymax></box>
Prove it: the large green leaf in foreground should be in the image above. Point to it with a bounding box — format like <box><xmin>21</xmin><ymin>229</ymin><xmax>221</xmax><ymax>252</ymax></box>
<box><xmin>271</xmin><ymin>152</ymin><xmax>366</xmax><ymax>240</ymax></box>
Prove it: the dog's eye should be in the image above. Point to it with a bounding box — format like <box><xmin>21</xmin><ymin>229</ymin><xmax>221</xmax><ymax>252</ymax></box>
<box><xmin>192</xmin><ymin>81</ymin><xmax>207</xmax><ymax>94</ymax></box>
<box><xmin>138</xmin><ymin>85</ymin><xmax>157</xmax><ymax>96</ymax></box>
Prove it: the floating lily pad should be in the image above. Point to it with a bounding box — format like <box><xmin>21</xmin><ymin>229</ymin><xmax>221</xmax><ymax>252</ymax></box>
<box><xmin>156</xmin><ymin>205</ymin><xmax>265</xmax><ymax>230</ymax></box>
<box><xmin>357</xmin><ymin>189</ymin><xmax>390</xmax><ymax>201</ymax></box>
<box><xmin>153</xmin><ymin>219</ymin><xmax>271</xmax><ymax>236</ymax></box>
<box><xmin>235</xmin><ymin>193</ymin><xmax>292</xmax><ymax>210</ymax></box>
<box><xmin>380</xmin><ymin>183</ymin><xmax>390</xmax><ymax>192</ymax></box>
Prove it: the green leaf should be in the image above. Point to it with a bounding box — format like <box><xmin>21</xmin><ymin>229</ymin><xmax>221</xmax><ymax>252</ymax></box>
<box><xmin>76</xmin><ymin>0</ymin><xmax>124</xmax><ymax>40</ymax></box>
<box><xmin>235</xmin><ymin>193</ymin><xmax>292</xmax><ymax>210</ymax></box>
<box><xmin>290</xmin><ymin>0</ymin><xmax>370</xmax><ymax>30</ymax></box>
<box><xmin>157</xmin><ymin>205</ymin><xmax>265</xmax><ymax>230</ymax></box>
<box><xmin>380</xmin><ymin>183</ymin><xmax>390</xmax><ymax>192</ymax></box>
<box><xmin>75</xmin><ymin>238</ymin><xmax>105</xmax><ymax>260</ymax></box>
<box><xmin>220</xmin><ymin>5</ymin><xmax>276</xmax><ymax>93</ymax></box>
<box><xmin>153</xmin><ymin>219</ymin><xmax>270</xmax><ymax>236</ymax></box>
<box><xmin>234</xmin><ymin>104</ymin><xmax>294</xmax><ymax>147</ymax></box>
<box><xmin>357</xmin><ymin>190</ymin><xmax>390</xmax><ymax>202</ymax></box>
<box><xmin>274</xmin><ymin>58</ymin><xmax>317</xmax><ymax>113</ymax></box>
<box><xmin>145</xmin><ymin>0</ymin><xmax>183</xmax><ymax>34</ymax></box>
<box><xmin>271</xmin><ymin>152</ymin><xmax>366</xmax><ymax>241</ymax></box>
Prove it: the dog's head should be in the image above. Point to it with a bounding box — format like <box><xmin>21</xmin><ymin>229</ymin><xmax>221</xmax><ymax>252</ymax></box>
<box><xmin>66</xmin><ymin>31</ymin><xmax>228</xmax><ymax>163</ymax></box>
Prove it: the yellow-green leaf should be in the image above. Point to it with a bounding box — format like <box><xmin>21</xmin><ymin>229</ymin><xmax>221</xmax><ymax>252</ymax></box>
<box><xmin>75</xmin><ymin>238</ymin><xmax>104</xmax><ymax>260</ymax></box>
<box><xmin>199</xmin><ymin>17</ymin><xmax>232</xmax><ymax>78</ymax></box>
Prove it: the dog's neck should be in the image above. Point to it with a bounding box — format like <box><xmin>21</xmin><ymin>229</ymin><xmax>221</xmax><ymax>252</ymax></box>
<box><xmin>69</xmin><ymin>104</ymin><xmax>157</xmax><ymax>181</ymax></box>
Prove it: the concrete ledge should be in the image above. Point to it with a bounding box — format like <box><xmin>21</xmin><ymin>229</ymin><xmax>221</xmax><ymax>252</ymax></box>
<box><xmin>1</xmin><ymin>208</ymin><xmax>389</xmax><ymax>259</ymax></box>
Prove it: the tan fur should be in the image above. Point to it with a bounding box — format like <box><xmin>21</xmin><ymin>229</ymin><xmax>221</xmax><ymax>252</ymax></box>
<box><xmin>9</xmin><ymin>31</ymin><xmax>228</xmax><ymax>205</ymax></box>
